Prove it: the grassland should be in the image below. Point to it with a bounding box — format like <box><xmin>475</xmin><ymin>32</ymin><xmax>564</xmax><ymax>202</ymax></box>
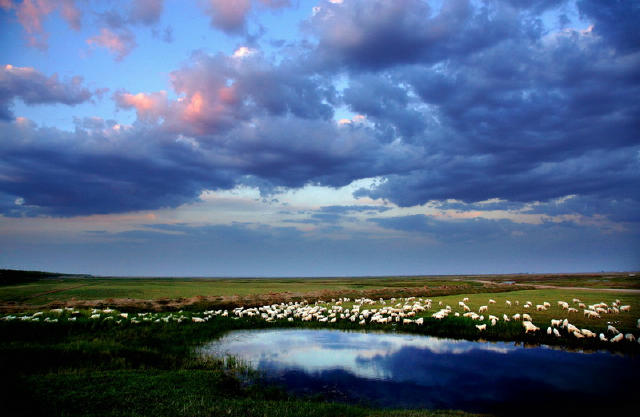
<box><xmin>1</xmin><ymin>269</ymin><xmax>638</xmax><ymax>417</ymax></box>
<box><xmin>1</xmin><ymin>315</ymin><xmax>484</xmax><ymax>417</ymax></box>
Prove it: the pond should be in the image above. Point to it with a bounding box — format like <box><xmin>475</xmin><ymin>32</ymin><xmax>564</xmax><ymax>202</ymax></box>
<box><xmin>201</xmin><ymin>328</ymin><xmax>638</xmax><ymax>416</ymax></box>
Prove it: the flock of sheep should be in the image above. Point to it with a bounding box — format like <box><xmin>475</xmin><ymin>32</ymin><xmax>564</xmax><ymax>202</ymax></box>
<box><xmin>2</xmin><ymin>294</ymin><xmax>638</xmax><ymax>346</ymax></box>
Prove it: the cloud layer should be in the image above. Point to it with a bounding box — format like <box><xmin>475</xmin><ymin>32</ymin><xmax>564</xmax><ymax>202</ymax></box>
<box><xmin>1</xmin><ymin>0</ymin><xmax>638</xmax><ymax>229</ymax></box>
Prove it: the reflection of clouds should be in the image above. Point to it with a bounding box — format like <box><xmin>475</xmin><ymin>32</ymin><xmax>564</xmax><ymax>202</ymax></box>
<box><xmin>201</xmin><ymin>329</ymin><xmax>515</xmax><ymax>380</ymax></box>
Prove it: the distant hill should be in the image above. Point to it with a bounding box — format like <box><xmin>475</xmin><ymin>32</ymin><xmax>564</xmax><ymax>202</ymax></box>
<box><xmin>0</xmin><ymin>269</ymin><xmax>86</xmax><ymax>285</ymax></box>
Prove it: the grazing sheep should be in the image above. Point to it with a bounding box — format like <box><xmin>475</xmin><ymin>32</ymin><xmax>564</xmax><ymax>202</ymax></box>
<box><xmin>523</xmin><ymin>321</ymin><xmax>539</xmax><ymax>333</ymax></box>
<box><xmin>599</xmin><ymin>333</ymin><xmax>608</xmax><ymax>342</ymax></box>
<box><xmin>550</xmin><ymin>319</ymin><xmax>562</xmax><ymax>327</ymax></box>
<box><xmin>578</xmin><ymin>303</ymin><xmax>586</xmax><ymax>309</ymax></box>
<box><xmin>512</xmin><ymin>313</ymin><xmax>521</xmax><ymax>321</ymax></box>
<box><xmin>536</xmin><ymin>305</ymin><xmax>546</xmax><ymax>311</ymax></box>
<box><xmin>580</xmin><ymin>329</ymin><xmax>596</xmax><ymax>338</ymax></box>
<box><xmin>522</xmin><ymin>313</ymin><xmax>532</xmax><ymax>322</ymax></box>
<box><xmin>359</xmin><ymin>319</ymin><xmax>366</xmax><ymax>325</ymax></box>
<box><xmin>553</xmin><ymin>328</ymin><xmax>561</xmax><ymax>337</ymax></box>
<box><xmin>463</xmin><ymin>297</ymin><xmax>469</xmax><ymax>302</ymax></box>
<box><xmin>584</xmin><ymin>310</ymin><xmax>600</xmax><ymax>319</ymax></box>
<box><xmin>607</xmin><ymin>325</ymin><xmax>620</xmax><ymax>335</ymax></box>
<box><xmin>566</xmin><ymin>324</ymin><xmax>580</xmax><ymax>334</ymax></box>
<box><xmin>479</xmin><ymin>305</ymin><xmax>488</xmax><ymax>313</ymax></box>
<box><xmin>543</xmin><ymin>302</ymin><xmax>551</xmax><ymax>308</ymax></box>
<box><xmin>476</xmin><ymin>324</ymin><xmax>487</xmax><ymax>331</ymax></box>
<box><xmin>416</xmin><ymin>318</ymin><xmax>424</xmax><ymax>325</ymax></box>
<box><xmin>620</xmin><ymin>305</ymin><xmax>631</xmax><ymax>312</ymax></box>
<box><xmin>192</xmin><ymin>317</ymin><xmax>205</xmax><ymax>323</ymax></box>
<box><xmin>489</xmin><ymin>299</ymin><xmax>496</xmax><ymax>304</ymax></box>
<box><xmin>625</xmin><ymin>333</ymin><xmax>635</xmax><ymax>342</ymax></box>
<box><xmin>573</xmin><ymin>331</ymin><xmax>585</xmax><ymax>338</ymax></box>
<box><xmin>505</xmin><ymin>300</ymin><xmax>512</xmax><ymax>307</ymax></box>
<box><xmin>572</xmin><ymin>298</ymin><xmax>581</xmax><ymax>303</ymax></box>
<box><xmin>463</xmin><ymin>305</ymin><xmax>471</xmax><ymax>312</ymax></box>
<box><xmin>503</xmin><ymin>314</ymin><xmax>510</xmax><ymax>322</ymax></box>
<box><xmin>610</xmin><ymin>333</ymin><xmax>624</xmax><ymax>343</ymax></box>
<box><xmin>547</xmin><ymin>326</ymin><xmax>552</xmax><ymax>335</ymax></box>
<box><xmin>491</xmin><ymin>318</ymin><xmax>497</xmax><ymax>326</ymax></box>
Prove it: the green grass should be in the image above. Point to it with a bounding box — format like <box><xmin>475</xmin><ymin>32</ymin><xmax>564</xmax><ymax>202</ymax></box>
<box><xmin>1</xmin><ymin>270</ymin><xmax>638</xmax><ymax>416</ymax></box>
<box><xmin>7</xmin><ymin>370</ymin><xmax>479</xmax><ymax>417</ymax></box>
<box><xmin>0</xmin><ymin>317</ymin><xmax>485</xmax><ymax>417</ymax></box>
<box><xmin>428</xmin><ymin>289</ymin><xmax>640</xmax><ymax>332</ymax></box>
<box><xmin>0</xmin><ymin>276</ymin><xmax>487</xmax><ymax>305</ymax></box>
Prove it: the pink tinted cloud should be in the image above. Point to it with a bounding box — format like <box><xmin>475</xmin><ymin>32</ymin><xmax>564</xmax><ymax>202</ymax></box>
<box><xmin>2</xmin><ymin>0</ymin><xmax>81</xmax><ymax>49</ymax></box>
<box><xmin>203</xmin><ymin>0</ymin><xmax>290</xmax><ymax>35</ymax></box>
<box><xmin>205</xmin><ymin>0</ymin><xmax>251</xmax><ymax>34</ymax></box>
<box><xmin>86</xmin><ymin>28</ymin><xmax>137</xmax><ymax>61</ymax></box>
<box><xmin>130</xmin><ymin>0</ymin><xmax>164</xmax><ymax>25</ymax></box>
<box><xmin>114</xmin><ymin>91</ymin><xmax>168</xmax><ymax>121</ymax></box>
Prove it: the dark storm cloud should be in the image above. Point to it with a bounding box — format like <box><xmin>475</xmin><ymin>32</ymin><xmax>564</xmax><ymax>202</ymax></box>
<box><xmin>305</xmin><ymin>0</ymin><xmax>529</xmax><ymax>71</ymax></box>
<box><xmin>0</xmin><ymin>65</ymin><xmax>94</xmax><ymax>120</ymax></box>
<box><xmin>370</xmin><ymin>214</ymin><xmax>605</xmax><ymax>245</ymax></box>
<box><xmin>577</xmin><ymin>0</ymin><xmax>640</xmax><ymax>53</ymax></box>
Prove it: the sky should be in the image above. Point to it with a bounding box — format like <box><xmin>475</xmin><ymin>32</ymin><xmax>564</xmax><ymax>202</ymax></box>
<box><xmin>0</xmin><ymin>0</ymin><xmax>638</xmax><ymax>276</ymax></box>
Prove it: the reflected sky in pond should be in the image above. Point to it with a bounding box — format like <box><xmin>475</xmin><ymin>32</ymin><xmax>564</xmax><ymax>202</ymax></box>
<box><xmin>201</xmin><ymin>329</ymin><xmax>639</xmax><ymax>416</ymax></box>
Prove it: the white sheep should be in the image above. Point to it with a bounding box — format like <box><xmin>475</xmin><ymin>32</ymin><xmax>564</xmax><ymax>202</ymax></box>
<box><xmin>624</xmin><ymin>333</ymin><xmax>635</xmax><ymax>342</ymax></box>
<box><xmin>620</xmin><ymin>305</ymin><xmax>631</xmax><ymax>312</ymax></box>
<box><xmin>489</xmin><ymin>299</ymin><xmax>496</xmax><ymax>304</ymax></box>
<box><xmin>553</xmin><ymin>328</ymin><xmax>561</xmax><ymax>337</ymax></box>
<box><xmin>476</xmin><ymin>324</ymin><xmax>486</xmax><ymax>331</ymax></box>
<box><xmin>547</xmin><ymin>326</ymin><xmax>552</xmax><ymax>335</ymax></box>
<box><xmin>512</xmin><ymin>313</ymin><xmax>521</xmax><ymax>321</ymax></box>
<box><xmin>599</xmin><ymin>333</ymin><xmax>608</xmax><ymax>342</ymax></box>
<box><xmin>523</xmin><ymin>321</ymin><xmax>539</xmax><ymax>333</ymax></box>
<box><xmin>503</xmin><ymin>314</ymin><xmax>510</xmax><ymax>322</ymax></box>
<box><xmin>505</xmin><ymin>300</ymin><xmax>511</xmax><ymax>307</ymax></box>
<box><xmin>478</xmin><ymin>305</ymin><xmax>488</xmax><ymax>313</ymax></box>
<box><xmin>610</xmin><ymin>333</ymin><xmax>623</xmax><ymax>343</ymax></box>
<box><xmin>607</xmin><ymin>325</ymin><xmax>620</xmax><ymax>335</ymax></box>
<box><xmin>522</xmin><ymin>313</ymin><xmax>532</xmax><ymax>322</ymax></box>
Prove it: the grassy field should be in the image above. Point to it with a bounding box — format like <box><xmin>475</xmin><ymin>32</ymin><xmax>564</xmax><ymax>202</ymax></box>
<box><xmin>1</xmin><ymin>269</ymin><xmax>639</xmax><ymax>417</ymax></box>
<box><xmin>0</xmin><ymin>271</ymin><xmax>490</xmax><ymax>305</ymax></box>
<box><xmin>1</xmin><ymin>316</ymin><xmax>484</xmax><ymax>417</ymax></box>
<box><xmin>2</xmin><ymin>269</ymin><xmax>637</xmax><ymax>307</ymax></box>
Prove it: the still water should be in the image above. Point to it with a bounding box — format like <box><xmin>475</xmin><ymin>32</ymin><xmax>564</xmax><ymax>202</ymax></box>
<box><xmin>201</xmin><ymin>329</ymin><xmax>638</xmax><ymax>416</ymax></box>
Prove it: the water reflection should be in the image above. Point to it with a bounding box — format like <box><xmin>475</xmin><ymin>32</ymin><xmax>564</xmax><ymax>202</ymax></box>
<box><xmin>201</xmin><ymin>329</ymin><xmax>638</xmax><ymax>416</ymax></box>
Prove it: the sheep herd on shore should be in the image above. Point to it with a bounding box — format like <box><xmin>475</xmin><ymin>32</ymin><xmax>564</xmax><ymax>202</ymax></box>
<box><xmin>2</xmin><ymin>294</ymin><xmax>639</xmax><ymax>347</ymax></box>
